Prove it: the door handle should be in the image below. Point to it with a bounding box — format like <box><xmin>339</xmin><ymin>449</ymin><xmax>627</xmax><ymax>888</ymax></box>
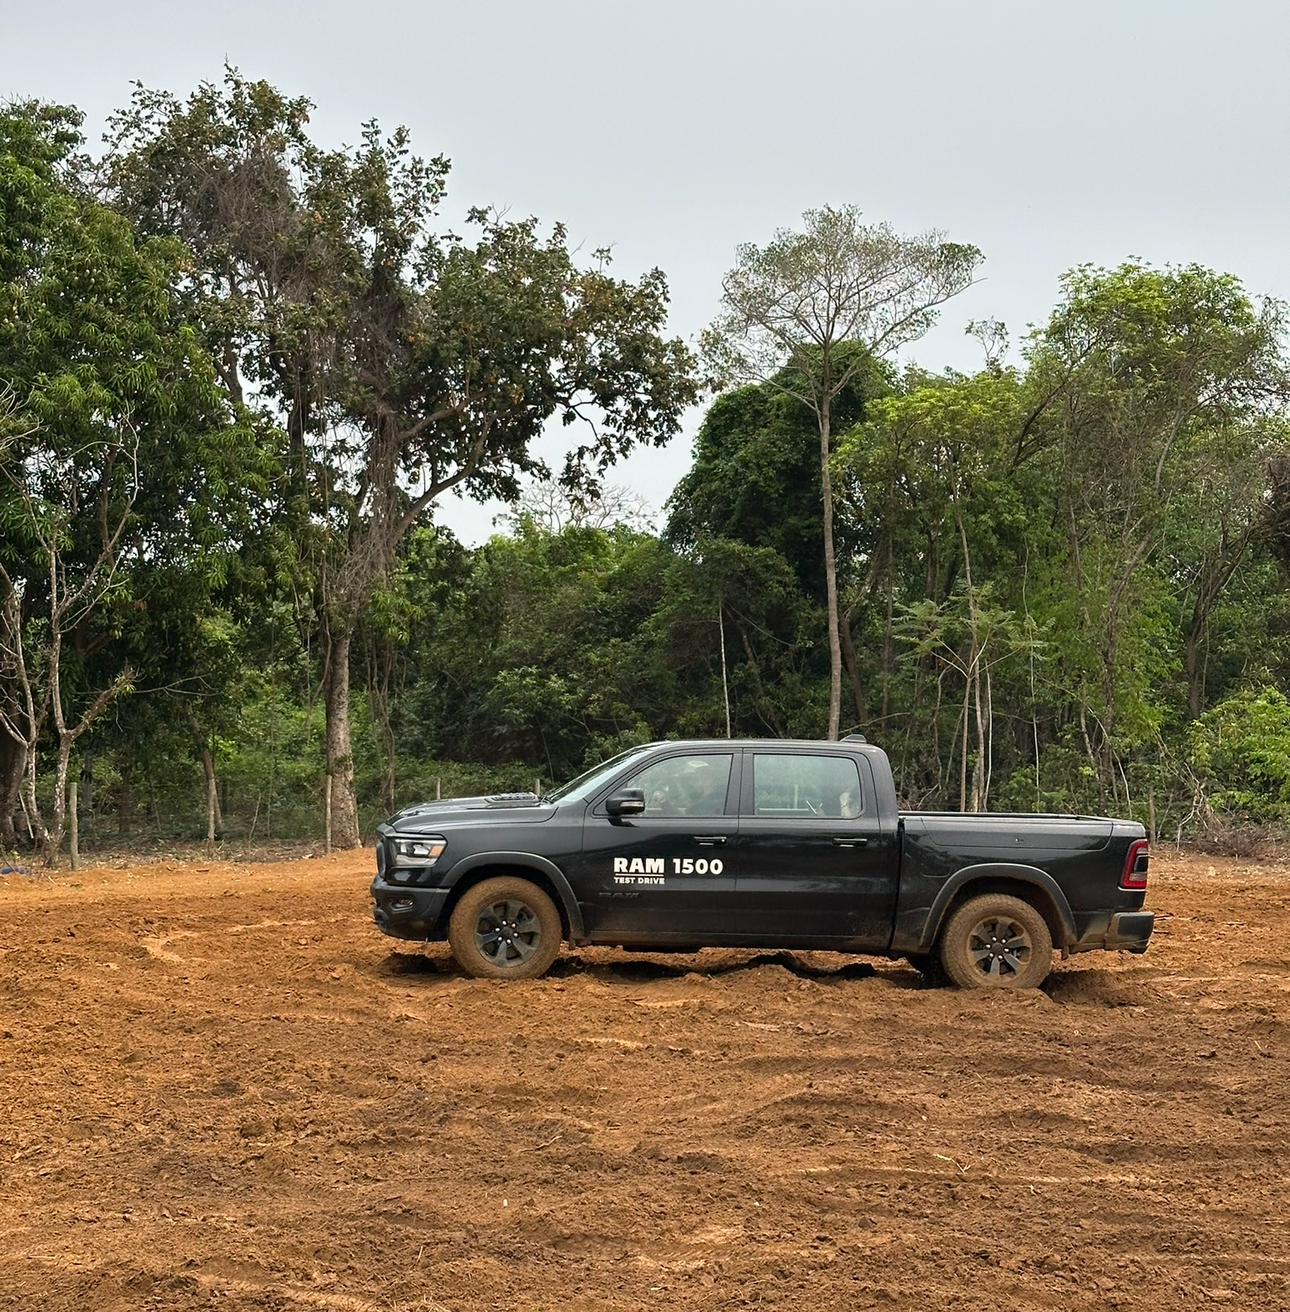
<box><xmin>833</xmin><ymin>836</ymin><xmax>868</xmax><ymax>847</ymax></box>
<box><xmin>694</xmin><ymin>835</ymin><xmax>728</xmax><ymax>846</ymax></box>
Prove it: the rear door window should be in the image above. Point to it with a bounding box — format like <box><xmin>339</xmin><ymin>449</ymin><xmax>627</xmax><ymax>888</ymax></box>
<box><xmin>751</xmin><ymin>754</ymin><xmax>863</xmax><ymax>819</ymax></box>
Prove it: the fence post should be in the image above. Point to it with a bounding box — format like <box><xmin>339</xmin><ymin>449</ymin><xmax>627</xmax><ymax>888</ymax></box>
<box><xmin>69</xmin><ymin>780</ymin><xmax>79</xmax><ymax>871</ymax></box>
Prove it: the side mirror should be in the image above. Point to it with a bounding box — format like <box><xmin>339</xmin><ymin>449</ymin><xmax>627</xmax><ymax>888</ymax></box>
<box><xmin>606</xmin><ymin>789</ymin><xmax>646</xmax><ymax>819</ymax></box>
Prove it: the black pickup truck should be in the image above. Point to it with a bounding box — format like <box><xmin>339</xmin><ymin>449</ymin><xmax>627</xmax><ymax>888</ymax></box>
<box><xmin>370</xmin><ymin>737</ymin><xmax>1153</xmax><ymax>988</ymax></box>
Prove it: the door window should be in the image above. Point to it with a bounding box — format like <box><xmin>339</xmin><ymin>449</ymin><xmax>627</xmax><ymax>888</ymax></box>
<box><xmin>752</xmin><ymin>754</ymin><xmax>863</xmax><ymax>819</ymax></box>
<box><xmin>621</xmin><ymin>754</ymin><xmax>734</xmax><ymax>817</ymax></box>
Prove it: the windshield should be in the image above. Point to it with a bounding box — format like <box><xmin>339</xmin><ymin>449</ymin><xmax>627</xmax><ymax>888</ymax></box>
<box><xmin>542</xmin><ymin>745</ymin><xmax>656</xmax><ymax>805</ymax></box>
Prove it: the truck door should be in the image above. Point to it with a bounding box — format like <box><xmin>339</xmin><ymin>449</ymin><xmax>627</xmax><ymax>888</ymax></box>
<box><xmin>735</xmin><ymin>750</ymin><xmax>898</xmax><ymax>947</ymax></box>
<box><xmin>576</xmin><ymin>751</ymin><xmax>740</xmax><ymax>942</ymax></box>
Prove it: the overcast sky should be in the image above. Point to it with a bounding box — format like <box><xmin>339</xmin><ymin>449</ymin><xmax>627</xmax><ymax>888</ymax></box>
<box><xmin>6</xmin><ymin>0</ymin><xmax>1289</xmax><ymax>541</ymax></box>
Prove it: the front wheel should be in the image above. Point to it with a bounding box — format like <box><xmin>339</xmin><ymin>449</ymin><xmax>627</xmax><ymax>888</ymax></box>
<box><xmin>447</xmin><ymin>877</ymin><xmax>563</xmax><ymax>980</ymax></box>
<box><xmin>938</xmin><ymin>893</ymin><xmax>1053</xmax><ymax>990</ymax></box>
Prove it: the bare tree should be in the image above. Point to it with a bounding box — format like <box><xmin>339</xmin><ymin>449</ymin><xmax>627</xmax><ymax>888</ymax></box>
<box><xmin>497</xmin><ymin>478</ymin><xmax>653</xmax><ymax>534</ymax></box>
<box><xmin>703</xmin><ymin>205</ymin><xmax>981</xmax><ymax>738</ymax></box>
<box><xmin>0</xmin><ymin>422</ymin><xmax>138</xmax><ymax>864</ymax></box>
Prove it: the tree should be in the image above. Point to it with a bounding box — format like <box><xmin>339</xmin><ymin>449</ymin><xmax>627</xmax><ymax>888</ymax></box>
<box><xmin>895</xmin><ymin>586</ymin><xmax>1040</xmax><ymax>812</ymax></box>
<box><xmin>1024</xmin><ymin>262</ymin><xmax>1288</xmax><ymax>803</ymax></box>
<box><xmin>1189</xmin><ymin>687</ymin><xmax>1290</xmax><ymax>827</ymax></box>
<box><xmin>105</xmin><ymin>70</ymin><xmax>699</xmax><ymax>846</ymax></box>
<box><xmin>838</xmin><ymin>365</ymin><xmax>1038</xmax><ymax>806</ymax></box>
<box><xmin>0</xmin><ymin>100</ymin><xmax>256</xmax><ymax>859</ymax></box>
<box><xmin>1164</xmin><ymin>416</ymin><xmax>1290</xmax><ymax>718</ymax></box>
<box><xmin>498</xmin><ymin>477</ymin><xmax>652</xmax><ymax>534</ymax></box>
<box><xmin>665</xmin><ymin>363</ymin><xmax>888</xmax><ymax>602</ymax></box>
<box><xmin>703</xmin><ymin>205</ymin><xmax>981</xmax><ymax>738</ymax></box>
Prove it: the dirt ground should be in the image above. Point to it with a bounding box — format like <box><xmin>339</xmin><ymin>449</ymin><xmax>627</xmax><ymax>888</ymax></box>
<box><xmin>1</xmin><ymin>853</ymin><xmax>1287</xmax><ymax>1311</ymax></box>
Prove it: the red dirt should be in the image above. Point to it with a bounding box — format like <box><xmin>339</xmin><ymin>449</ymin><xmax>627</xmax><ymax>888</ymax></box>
<box><xmin>1</xmin><ymin>853</ymin><xmax>1287</xmax><ymax>1311</ymax></box>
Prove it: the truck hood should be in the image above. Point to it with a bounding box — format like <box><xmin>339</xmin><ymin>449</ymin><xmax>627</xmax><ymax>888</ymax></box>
<box><xmin>385</xmin><ymin>794</ymin><xmax>557</xmax><ymax>832</ymax></box>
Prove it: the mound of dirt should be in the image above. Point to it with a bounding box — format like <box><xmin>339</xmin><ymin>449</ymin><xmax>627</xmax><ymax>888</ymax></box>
<box><xmin>1044</xmin><ymin>965</ymin><xmax>1159</xmax><ymax>1007</ymax></box>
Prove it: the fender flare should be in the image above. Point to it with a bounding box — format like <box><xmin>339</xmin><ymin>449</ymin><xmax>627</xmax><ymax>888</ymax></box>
<box><xmin>440</xmin><ymin>852</ymin><xmax>587</xmax><ymax>942</ymax></box>
<box><xmin>918</xmin><ymin>862</ymin><xmax>1077</xmax><ymax>952</ymax></box>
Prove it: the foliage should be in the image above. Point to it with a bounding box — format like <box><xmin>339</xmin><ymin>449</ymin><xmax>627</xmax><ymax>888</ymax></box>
<box><xmin>101</xmin><ymin>68</ymin><xmax>699</xmax><ymax>848</ymax></box>
<box><xmin>5</xmin><ymin>83</ymin><xmax>1290</xmax><ymax>852</ymax></box>
<box><xmin>0</xmin><ymin>99</ymin><xmax>265</xmax><ymax>857</ymax></box>
<box><xmin>1189</xmin><ymin>689</ymin><xmax>1290</xmax><ymax>825</ymax></box>
<box><xmin>702</xmin><ymin>205</ymin><xmax>982</xmax><ymax>738</ymax></box>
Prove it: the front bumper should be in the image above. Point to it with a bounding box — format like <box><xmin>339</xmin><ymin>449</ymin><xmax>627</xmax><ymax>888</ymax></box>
<box><xmin>370</xmin><ymin>874</ymin><xmax>450</xmax><ymax>941</ymax></box>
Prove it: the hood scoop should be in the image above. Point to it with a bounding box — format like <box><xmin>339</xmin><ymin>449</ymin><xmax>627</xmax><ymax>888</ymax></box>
<box><xmin>484</xmin><ymin>792</ymin><xmax>540</xmax><ymax>808</ymax></box>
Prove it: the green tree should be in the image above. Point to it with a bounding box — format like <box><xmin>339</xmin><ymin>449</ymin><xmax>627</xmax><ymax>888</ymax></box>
<box><xmin>1024</xmin><ymin>262</ymin><xmax>1288</xmax><ymax>804</ymax></box>
<box><xmin>666</xmin><ymin>361</ymin><xmax>888</xmax><ymax>600</ymax></box>
<box><xmin>0</xmin><ymin>101</ymin><xmax>259</xmax><ymax>858</ymax></box>
<box><xmin>1189</xmin><ymin>688</ymin><xmax>1290</xmax><ymax>826</ymax></box>
<box><xmin>703</xmin><ymin>205</ymin><xmax>981</xmax><ymax>739</ymax></box>
<box><xmin>105</xmin><ymin>70</ymin><xmax>699</xmax><ymax>846</ymax></box>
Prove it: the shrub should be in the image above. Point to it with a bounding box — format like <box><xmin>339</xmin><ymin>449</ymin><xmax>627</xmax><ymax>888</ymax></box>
<box><xmin>1188</xmin><ymin>688</ymin><xmax>1290</xmax><ymax>825</ymax></box>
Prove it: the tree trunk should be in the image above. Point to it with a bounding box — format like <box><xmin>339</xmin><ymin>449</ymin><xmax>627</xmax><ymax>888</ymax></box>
<box><xmin>957</xmin><ymin>511</ymin><xmax>986</xmax><ymax>813</ymax></box>
<box><xmin>839</xmin><ymin>608</ymin><xmax>868</xmax><ymax>726</ymax></box>
<box><xmin>204</xmin><ymin>746</ymin><xmax>219</xmax><ymax>847</ymax></box>
<box><xmin>818</xmin><ymin>406</ymin><xmax>843</xmax><ymax>740</ymax></box>
<box><xmin>43</xmin><ymin>736</ymin><xmax>73</xmax><ymax>867</ymax></box>
<box><xmin>1183</xmin><ymin>528</ymin><xmax>1255</xmax><ymax>721</ymax></box>
<box><xmin>718</xmin><ymin>605</ymin><xmax>731</xmax><ymax>738</ymax></box>
<box><xmin>20</xmin><ymin>747</ymin><xmax>43</xmax><ymax>848</ymax></box>
<box><xmin>1101</xmin><ymin>626</ymin><xmax>1118</xmax><ymax>805</ymax></box>
<box><xmin>189</xmin><ymin>713</ymin><xmax>223</xmax><ymax>844</ymax></box>
<box><xmin>881</xmin><ymin>572</ymin><xmax>895</xmax><ymax>723</ymax></box>
<box><xmin>117</xmin><ymin>745</ymin><xmax>135</xmax><ymax>836</ymax></box>
<box><xmin>1184</xmin><ymin>619</ymin><xmax>1204</xmax><ymax>721</ymax></box>
<box><xmin>365</xmin><ymin>637</ymin><xmax>398</xmax><ymax>815</ymax></box>
<box><xmin>969</xmin><ymin>660</ymin><xmax>987</xmax><ymax>812</ymax></box>
<box><xmin>81</xmin><ymin>752</ymin><xmax>95</xmax><ymax>836</ymax></box>
<box><xmin>323</xmin><ymin>619</ymin><xmax>361</xmax><ymax>849</ymax></box>
<box><xmin>0</xmin><ymin>729</ymin><xmax>23</xmax><ymax>848</ymax></box>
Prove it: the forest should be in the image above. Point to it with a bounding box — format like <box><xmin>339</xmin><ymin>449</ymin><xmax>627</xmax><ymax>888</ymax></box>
<box><xmin>4</xmin><ymin>70</ymin><xmax>1290</xmax><ymax>860</ymax></box>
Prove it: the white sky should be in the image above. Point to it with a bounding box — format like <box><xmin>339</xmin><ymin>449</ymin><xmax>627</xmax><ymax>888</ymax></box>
<box><xmin>6</xmin><ymin>0</ymin><xmax>1290</xmax><ymax>542</ymax></box>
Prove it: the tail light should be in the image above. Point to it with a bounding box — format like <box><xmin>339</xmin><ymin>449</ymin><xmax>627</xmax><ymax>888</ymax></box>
<box><xmin>1120</xmin><ymin>839</ymin><xmax>1150</xmax><ymax>890</ymax></box>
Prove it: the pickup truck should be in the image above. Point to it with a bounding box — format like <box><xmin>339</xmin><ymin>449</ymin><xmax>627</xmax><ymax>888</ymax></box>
<box><xmin>370</xmin><ymin>737</ymin><xmax>1154</xmax><ymax>988</ymax></box>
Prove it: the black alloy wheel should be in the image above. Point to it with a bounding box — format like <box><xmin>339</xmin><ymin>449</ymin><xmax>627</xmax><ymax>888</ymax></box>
<box><xmin>939</xmin><ymin>893</ymin><xmax>1053</xmax><ymax>990</ymax></box>
<box><xmin>447</xmin><ymin>876</ymin><xmax>563</xmax><ymax>980</ymax></box>
<box><xmin>474</xmin><ymin>897</ymin><xmax>542</xmax><ymax>968</ymax></box>
<box><xmin>967</xmin><ymin>914</ymin><xmax>1032</xmax><ymax>980</ymax></box>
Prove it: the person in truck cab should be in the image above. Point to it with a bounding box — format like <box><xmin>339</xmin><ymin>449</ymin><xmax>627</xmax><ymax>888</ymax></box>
<box><xmin>679</xmin><ymin>759</ymin><xmax>727</xmax><ymax>816</ymax></box>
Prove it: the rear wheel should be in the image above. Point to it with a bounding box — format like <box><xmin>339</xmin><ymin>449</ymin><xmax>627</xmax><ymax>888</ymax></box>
<box><xmin>939</xmin><ymin>893</ymin><xmax>1053</xmax><ymax>990</ymax></box>
<box><xmin>448</xmin><ymin>877</ymin><xmax>563</xmax><ymax>980</ymax></box>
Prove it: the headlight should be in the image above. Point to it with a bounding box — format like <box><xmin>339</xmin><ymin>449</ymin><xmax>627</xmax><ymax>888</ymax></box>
<box><xmin>390</xmin><ymin>835</ymin><xmax>447</xmax><ymax>866</ymax></box>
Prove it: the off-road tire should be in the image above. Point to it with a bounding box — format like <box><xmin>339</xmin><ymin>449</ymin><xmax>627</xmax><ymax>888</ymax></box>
<box><xmin>448</xmin><ymin>877</ymin><xmax>563</xmax><ymax>980</ymax></box>
<box><xmin>938</xmin><ymin>893</ymin><xmax>1053</xmax><ymax>990</ymax></box>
